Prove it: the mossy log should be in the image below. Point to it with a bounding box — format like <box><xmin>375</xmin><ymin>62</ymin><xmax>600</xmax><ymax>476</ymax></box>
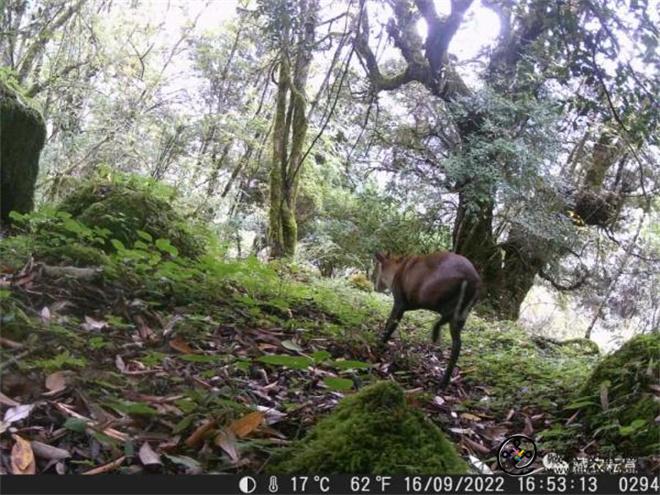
<box><xmin>1</xmin><ymin>80</ymin><xmax>47</xmax><ymax>224</ymax></box>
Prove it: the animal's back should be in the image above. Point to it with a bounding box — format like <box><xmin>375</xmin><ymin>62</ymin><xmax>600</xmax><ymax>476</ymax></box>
<box><xmin>396</xmin><ymin>252</ymin><xmax>480</xmax><ymax>313</ymax></box>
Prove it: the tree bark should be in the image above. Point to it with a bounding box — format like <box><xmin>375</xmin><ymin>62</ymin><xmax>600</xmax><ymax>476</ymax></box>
<box><xmin>268</xmin><ymin>0</ymin><xmax>318</xmax><ymax>258</ymax></box>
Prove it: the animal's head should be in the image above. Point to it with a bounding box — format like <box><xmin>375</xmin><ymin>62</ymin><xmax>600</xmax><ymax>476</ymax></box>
<box><xmin>373</xmin><ymin>252</ymin><xmax>405</xmax><ymax>292</ymax></box>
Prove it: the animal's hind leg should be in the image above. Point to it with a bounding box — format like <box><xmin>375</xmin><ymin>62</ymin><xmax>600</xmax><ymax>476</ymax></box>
<box><xmin>431</xmin><ymin>314</ymin><xmax>451</xmax><ymax>344</ymax></box>
<box><xmin>439</xmin><ymin>317</ymin><xmax>465</xmax><ymax>389</ymax></box>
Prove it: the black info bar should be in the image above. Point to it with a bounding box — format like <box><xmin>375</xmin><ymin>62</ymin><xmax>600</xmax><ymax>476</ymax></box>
<box><xmin>2</xmin><ymin>474</ymin><xmax>659</xmax><ymax>495</ymax></box>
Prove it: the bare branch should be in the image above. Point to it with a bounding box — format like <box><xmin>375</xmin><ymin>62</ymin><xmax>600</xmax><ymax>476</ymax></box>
<box><xmin>538</xmin><ymin>269</ymin><xmax>589</xmax><ymax>292</ymax></box>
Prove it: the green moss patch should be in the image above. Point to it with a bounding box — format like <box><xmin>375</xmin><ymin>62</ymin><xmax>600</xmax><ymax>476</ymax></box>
<box><xmin>572</xmin><ymin>333</ymin><xmax>660</xmax><ymax>456</ymax></box>
<box><xmin>58</xmin><ymin>177</ymin><xmax>205</xmax><ymax>258</ymax></box>
<box><xmin>268</xmin><ymin>381</ymin><xmax>467</xmax><ymax>474</ymax></box>
<box><xmin>1</xmin><ymin>77</ymin><xmax>46</xmax><ymax>223</ymax></box>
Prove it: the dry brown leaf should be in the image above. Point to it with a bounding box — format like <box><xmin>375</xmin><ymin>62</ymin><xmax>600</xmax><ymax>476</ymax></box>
<box><xmin>0</xmin><ymin>391</ymin><xmax>20</xmax><ymax>407</ymax></box>
<box><xmin>138</xmin><ymin>442</ymin><xmax>162</xmax><ymax>467</ymax></box>
<box><xmin>184</xmin><ymin>419</ymin><xmax>216</xmax><ymax>449</ymax></box>
<box><xmin>82</xmin><ymin>456</ymin><xmax>126</xmax><ymax>475</ymax></box>
<box><xmin>53</xmin><ymin>402</ymin><xmax>128</xmax><ymax>442</ymax></box>
<box><xmin>0</xmin><ymin>336</ymin><xmax>23</xmax><ymax>349</ymax></box>
<box><xmin>115</xmin><ymin>354</ymin><xmax>126</xmax><ymax>373</ymax></box>
<box><xmin>45</xmin><ymin>371</ymin><xmax>70</xmax><ymax>394</ymax></box>
<box><xmin>463</xmin><ymin>436</ymin><xmax>491</xmax><ymax>455</ymax></box>
<box><xmin>460</xmin><ymin>412</ymin><xmax>482</xmax><ymax>422</ymax></box>
<box><xmin>135</xmin><ymin>315</ymin><xmax>156</xmax><ymax>342</ymax></box>
<box><xmin>81</xmin><ymin>315</ymin><xmax>107</xmax><ymax>332</ymax></box>
<box><xmin>11</xmin><ymin>435</ymin><xmax>36</xmax><ymax>474</ymax></box>
<box><xmin>162</xmin><ymin>314</ymin><xmax>183</xmax><ymax>337</ymax></box>
<box><xmin>214</xmin><ymin>428</ymin><xmax>240</xmax><ymax>462</ymax></box>
<box><xmin>31</xmin><ymin>441</ymin><xmax>71</xmax><ymax>461</ymax></box>
<box><xmin>4</xmin><ymin>403</ymin><xmax>34</xmax><ymax>421</ymax></box>
<box><xmin>229</xmin><ymin>411</ymin><xmax>264</xmax><ymax>438</ymax></box>
<box><xmin>169</xmin><ymin>337</ymin><xmax>195</xmax><ymax>354</ymax></box>
<box><xmin>158</xmin><ymin>436</ymin><xmax>181</xmax><ymax>453</ymax></box>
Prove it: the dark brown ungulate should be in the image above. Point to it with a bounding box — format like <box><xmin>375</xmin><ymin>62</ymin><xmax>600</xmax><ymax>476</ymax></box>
<box><xmin>374</xmin><ymin>251</ymin><xmax>481</xmax><ymax>388</ymax></box>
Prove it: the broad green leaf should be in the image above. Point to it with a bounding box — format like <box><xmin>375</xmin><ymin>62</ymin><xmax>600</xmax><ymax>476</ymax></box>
<box><xmin>133</xmin><ymin>240</ymin><xmax>150</xmax><ymax>250</ymax></box>
<box><xmin>62</xmin><ymin>218</ymin><xmax>85</xmax><ymax>234</ymax></box>
<box><xmin>155</xmin><ymin>238</ymin><xmax>178</xmax><ymax>257</ymax></box>
<box><xmin>257</xmin><ymin>355</ymin><xmax>313</xmax><ymax>369</ymax></box>
<box><xmin>331</xmin><ymin>359</ymin><xmax>371</xmax><ymax>370</ymax></box>
<box><xmin>110</xmin><ymin>239</ymin><xmax>126</xmax><ymax>251</ymax></box>
<box><xmin>173</xmin><ymin>414</ymin><xmax>196</xmax><ymax>434</ymax></box>
<box><xmin>136</xmin><ymin>230</ymin><xmax>153</xmax><ymax>242</ymax></box>
<box><xmin>311</xmin><ymin>350</ymin><xmax>331</xmax><ymax>363</ymax></box>
<box><xmin>112</xmin><ymin>401</ymin><xmax>158</xmax><ymax>416</ymax></box>
<box><xmin>564</xmin><ymin>399</ymin><xmax>599</xmax><ymax>410</ymax></box>
<box><xmin>323</xmin><ymin>377</ymin><xmax>353</xmax><ymax>391</ymax></box>
<box><xmin>164</xmin><ymin>454</ymin><xmax>201</xmax><ymax>470</ymax></box>
<box><xmin>63</xmin><ymin>417</ymin><xmax>88</xmax><ymax>433</ymax></box>
<box><xmin>179</xmin><ymin>354</ymin><xmax>219</xmax><ymax>363</ymax></box>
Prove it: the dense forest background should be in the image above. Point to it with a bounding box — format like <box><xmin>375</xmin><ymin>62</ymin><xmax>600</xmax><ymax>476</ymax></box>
<box><xmin>1</xmin><ymin>0</ymin><xmax>659</xmax><ymax>476</ymax></box>
<box><xmin>2</xmin><ymin>0</ymin><xmax>658</xmax><ymax>349</ymax></box>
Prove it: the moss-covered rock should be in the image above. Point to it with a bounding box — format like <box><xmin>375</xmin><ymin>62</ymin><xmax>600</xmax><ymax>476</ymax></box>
<box><xmin>58</xmin><ymin>178</ymin><xmax>205</xmax><ymax>258</ymax></box>
<box><xmin>348</xmin><ymin>272</ymin><xmax>373</xmax><ymax>292</ymax></box>
<box><xmin>269</xmin><ymin>381</ymin><xmax>467</xmax><ymax>474</ymax></box>
<box><xmin>1</xmin><ymin>78</ymin><xmax>46</xmax><ymax>224</ymax></box>
<box><xmin>577</xmin><ymin>333</ymin><xmax>659</xmax><ymax>456</ymax></box>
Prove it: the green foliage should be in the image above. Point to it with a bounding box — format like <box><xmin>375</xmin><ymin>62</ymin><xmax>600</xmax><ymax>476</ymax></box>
<box><xmin>268</xmin><ymin>381</ymin><xmax>467</xmax><ymax>474</ymax></box>
<box><xmin>298</xmin><ymin>188</ymin><xmax>451</xmax><ymax>276</ymax></box>
<box><xmin>30</xmin><ymin>351</ymin><xmax>87</xmax><ymax>371</ymax></box>
<box><xmin>459</xmin><ymin>317</ymin><xmax>598</xmax><ymax>415</ymax></box>
<box><xmin>572</xmin><ymin>333</ymin><xmax>660</xmax><ymax>456</ymax></box>
<box><xmin>323</xmin><ymin>377</ymin><xmax>354</xmax><ymax>391</ymax></box>
<box><xmin>57</xmin><ymin>172</ymin><xmax>206</xmax><ymax>259</ymax></box>
<box><xmin>257</xmin><ymin>355</ymin><xmax>313</xmax><ymax>369</ymax></box>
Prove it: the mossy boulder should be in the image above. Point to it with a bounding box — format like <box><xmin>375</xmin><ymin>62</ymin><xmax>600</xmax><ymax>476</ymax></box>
<box><xmin>577</xmin><ymin>333</ymin><xmax>659</xmax><ymax>456</ymax></box>
<box><xmin>58</xmin><ymin>179</ymin><xmax>205</xmax><ymax>258</ymax></box>
<box><xmin>269</xmin><ymin>381</ymin><xmax>468</xmax><ymax>474</ymax></box>
<box><xmin>1</xmin><ymin>78</ymin><xmax>47</xmax><ymax>224</ymax></box>
<box><xmin>348</xmin><ymin>272</ymin><xmax>373</xmax><ymax>292</ymax></box>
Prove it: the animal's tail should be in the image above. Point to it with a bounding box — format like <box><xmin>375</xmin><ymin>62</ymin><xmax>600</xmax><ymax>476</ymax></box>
<box><xmin>452</xmin><ymin>279</ymin><xmax>478</xmax><ymax>323</ymax></box>
<box><xmin>452</xmin><ymin>280</ymin><xmax>468</xmax><ymax>323</ymax></box>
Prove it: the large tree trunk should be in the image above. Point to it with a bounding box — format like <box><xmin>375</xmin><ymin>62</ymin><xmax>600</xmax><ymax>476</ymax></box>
<box><xmin>268</xmin><ymin>58</ymin><xmax>290</xmax><ymax>258</ymax></box>
<box><xmin>267</xmin><ymin>0</ymin><xmax>317</xmax><ymax>258</ymax></box>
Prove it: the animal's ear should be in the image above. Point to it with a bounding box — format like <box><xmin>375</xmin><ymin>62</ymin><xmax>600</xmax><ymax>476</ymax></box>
<box><xmin>375</xmin><ymin>251</ymin><xmax>385</xmax><ymax>263</ymax></box>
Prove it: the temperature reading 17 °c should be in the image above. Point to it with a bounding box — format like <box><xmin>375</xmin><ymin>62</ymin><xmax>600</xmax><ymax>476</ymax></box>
<box><xmin>291</xmin><ymin>476</ymin><xmax>331</xmax><ymax>493</ymax></box>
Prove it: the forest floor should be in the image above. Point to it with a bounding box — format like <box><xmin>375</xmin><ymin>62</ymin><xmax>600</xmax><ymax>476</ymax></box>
<box><xmin>0</xmin><ymin>244</ymin><xmax>603</xmax><ymax>474</ymax></box>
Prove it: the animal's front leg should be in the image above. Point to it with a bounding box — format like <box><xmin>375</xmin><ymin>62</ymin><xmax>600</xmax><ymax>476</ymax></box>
<box><xmin>381</xmin><ymin>304</ymin><xmax>404</xmax><ymax>344</ymax></box>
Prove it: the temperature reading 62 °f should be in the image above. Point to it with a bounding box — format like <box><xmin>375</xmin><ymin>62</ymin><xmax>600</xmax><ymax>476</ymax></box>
<box><xmin>291</xmin><ymin>476</ymin><xmax>330</xmax><ymax>492</ymax></box>
<box><xmin>350</xmin><ymin>476</ymin><xmax>392</xmax><ymax>492</ymax></box>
